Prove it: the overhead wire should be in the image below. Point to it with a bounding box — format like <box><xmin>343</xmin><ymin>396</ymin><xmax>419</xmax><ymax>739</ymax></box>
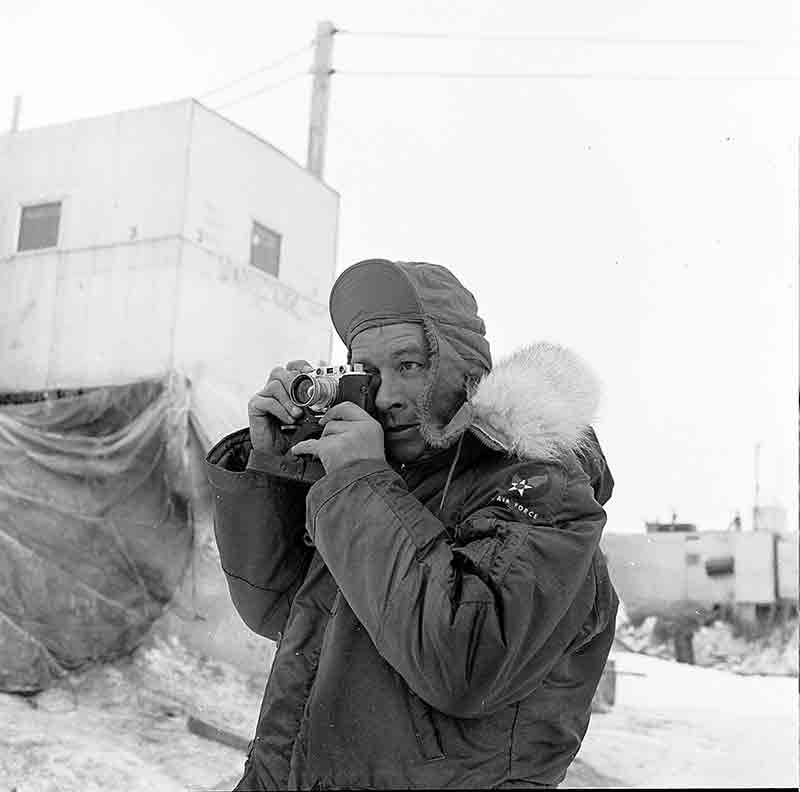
<box><xmin>199</xmin><ymin>41</ymin><xmax>314</xmax><ymax>100</ymax></box>
<box><xmin>334</xmin><ymin>28</ymin><xmax>798</xmax><ymax>82</ymax></box>
<box><xmin>336</xmin><ymin>29</ymin><xmax>800</xmax><ymax>47</ymax></box>
<box><xmin>212</xmin><ymin>71</ymin><xmax>310</xmax><ymax>110</ymax></box>
<box><xmin>202</xmin><ymin>26</ymin><xmax>798</xmax><ymax>114</ymax></box>
<box><xmin>335</xmin><ymin>69</ymin><xmax>799</xmax><ymax>81</ymax></box>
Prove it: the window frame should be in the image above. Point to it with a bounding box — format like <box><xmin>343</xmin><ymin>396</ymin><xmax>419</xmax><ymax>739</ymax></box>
<box><xmin>249</xmin><ymin>219</ymin><xmax>281</xmax><ymax>278</ymax></box>
<box><xmin>16</xmin><ymin>197</ymin><xmax>66</xmax><ymax>253</ymax></box>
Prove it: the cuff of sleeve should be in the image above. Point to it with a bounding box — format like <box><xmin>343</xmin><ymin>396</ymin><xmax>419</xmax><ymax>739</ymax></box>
<box><xmin>247</xmin><ymin>448</ymin><xmax>279</xmax><ymax>473</ymax></box>
<box><xmin>205</xmin><ymin>428</ymin><xmax>268</xmax><ymax>492</ymax></box>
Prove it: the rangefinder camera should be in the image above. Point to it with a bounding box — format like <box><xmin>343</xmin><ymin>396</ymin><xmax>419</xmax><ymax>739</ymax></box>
<box><xmin>289</xmin><ymin>364</ymin><xmax>375</xmax><ymax>418</ymax></box>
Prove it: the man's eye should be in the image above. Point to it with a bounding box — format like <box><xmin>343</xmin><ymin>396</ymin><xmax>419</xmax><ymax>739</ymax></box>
<box><xmin>398</xmin><ymin>361</ymin><xmax>423</xmax><ymax>373</ymax></box>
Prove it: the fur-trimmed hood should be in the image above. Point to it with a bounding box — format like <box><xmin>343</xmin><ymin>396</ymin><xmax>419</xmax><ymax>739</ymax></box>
<box><xmin>328</xmin><ymin>259</ymin><xmax>601</xmax><ymax>464</ymax></box>
<box><xmin>421</xmin><ymin>342</ymin><xmax>602</xmax><ymax>462</ymax></box>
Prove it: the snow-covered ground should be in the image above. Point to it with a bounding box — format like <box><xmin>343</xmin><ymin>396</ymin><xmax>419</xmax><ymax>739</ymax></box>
<box><xmin>0</xmin><ymin>636</ymin><xmax>259</xmax><ymax>792</ymax></box>
<box><xmin>2</xmin><ymin>635</ymin><xmax>797</xmax><ymax>791</ymax></box>
<box><xmin>567</xmin><ymin>648</ymin><xmax>799</xmax><ymax>788</ymax></box>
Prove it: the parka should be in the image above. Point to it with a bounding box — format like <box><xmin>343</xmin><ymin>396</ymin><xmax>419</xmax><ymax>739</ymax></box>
<box><xmin>205</xmin><ymin>341</ymin><xmax>618</xmax><ymax>790</ymax></box>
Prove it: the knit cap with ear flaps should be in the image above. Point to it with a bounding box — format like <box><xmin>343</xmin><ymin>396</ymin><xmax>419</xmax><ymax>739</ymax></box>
<box><xmin>328</xmin><ymin>259</ymin><xmax>492</xmax><ymax>448</ymax></box>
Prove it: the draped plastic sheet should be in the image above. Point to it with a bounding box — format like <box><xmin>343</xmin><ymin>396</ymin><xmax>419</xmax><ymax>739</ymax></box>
<box><xmin>0</xmin><ymin>376</ymin><xmax>193</xmax><ymax>692</ymax></box>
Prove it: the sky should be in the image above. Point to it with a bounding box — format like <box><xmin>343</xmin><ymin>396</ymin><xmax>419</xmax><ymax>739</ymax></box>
<box><xmin>2</xmin><ymin>0</ymin><xmax>798</xmax><ymax>535</ymax></box>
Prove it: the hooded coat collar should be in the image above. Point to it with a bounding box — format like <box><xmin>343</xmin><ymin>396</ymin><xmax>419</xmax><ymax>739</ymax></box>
<box><xmin>422</xmin><ymin>342</ymin><xmax>602</xmax><ymax>463</ymax></box>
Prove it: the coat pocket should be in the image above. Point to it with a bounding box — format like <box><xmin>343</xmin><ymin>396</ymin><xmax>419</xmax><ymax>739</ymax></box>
<box><xmin>406</xmin><ymin>690</ymin><xmax>446</xmax><ymax>761</ymax></box>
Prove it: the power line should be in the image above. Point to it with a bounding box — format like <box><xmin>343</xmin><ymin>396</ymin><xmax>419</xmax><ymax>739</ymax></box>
<box><xmin>199</xmin><ymin>42</ymin><xmax>313</xmax><ymax>100</ymax></box>
<box><xmin>337</xmin><ymin>28</ymin><xmax>800</xmax><ymax>47</ymax></box>
<box><xmin>212</xmin><ymin>72</ymin><xmax>309</xmax><ymax>110</ymax></box>
<box><xmin>335</xmin><ymin>69</ymin><xmax>800</xmax><ymax>81</ymax></box>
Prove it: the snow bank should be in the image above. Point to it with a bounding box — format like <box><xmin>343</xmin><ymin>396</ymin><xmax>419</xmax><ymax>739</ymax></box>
<box><xmin>616</xmin><ymin>615</ymin><xmax>799</xmax><ymax>676</ymax></box>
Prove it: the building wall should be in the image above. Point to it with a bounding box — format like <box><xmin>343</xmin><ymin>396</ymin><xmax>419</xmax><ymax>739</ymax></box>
<box><xmin>183</xmin><ymin>103</ymin><xmax>339</xmax><ymax>306</ymax></box>
<box><xmin>0</xmin><ymin>239</ymin><xmax>181</xmax><ymax>390</ymax></box>
<box><xmin>754</xmin><ymin>504</ymin><xmax>788</xmax><ymax>534</ymax></box>
<box><xmin>0</xmin><ymin>101</ymin><xmax>191</xmax><ymax>255</ymax></box>
<box><xmin>173</xmin><ymin>103</ymin><xmax>339</xmax><ymax>441</ymax></box>
<box><xmin>173</xmin><ymin>239</ymin><xmax>332</xmax><ymax>442</ymax></box>
<box><xmin>776</xmin><ymin>532</ymin><xmax>799</xmax><ymax>601</ymax></box>
<box><xmin>602</xmin><ymin>530</ymin><xmax>785</xmax><ymax>620</ymax></box>
<box><xmin>0</xmin><ymin>100</ymin><xmax>192</xmax><ymax>392</ymax></box>
<box><xmin>601</xmin><ymin>533</ymin><xmax>688</xmax><ymax>619</ymax></box>
<box><xmin>0</xmin><ymin>100</ymin><xmax>339</xmax><ymax>428</ymax></box>
<box><xmin>684</xmin><ymin>532</ymin><xmax>737</xmax><ymax>606</ymax></box>
<box><xmin>733</xmin><ymin>532</ymin><xmax>777</xmax><ymax>604</ymax></box>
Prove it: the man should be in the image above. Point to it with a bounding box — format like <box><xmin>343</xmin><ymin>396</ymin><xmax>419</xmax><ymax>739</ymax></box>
<box><xmin>205</xmin><ymin>258</ymin><xmax>618</xmax><ymax>789</ymax></box>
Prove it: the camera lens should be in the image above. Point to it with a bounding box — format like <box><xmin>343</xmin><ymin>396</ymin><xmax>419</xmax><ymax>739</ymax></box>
<box><xmin>290</xmin><ymin>374</ymin><xmax>316</xmax><ymax>407</ymax></box>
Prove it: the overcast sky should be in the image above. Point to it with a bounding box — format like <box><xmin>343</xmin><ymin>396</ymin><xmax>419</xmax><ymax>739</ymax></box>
<box><xmin>2</xmin><ymin>0</ymin><xmax>798</xmax><ymax>535</ymax></box>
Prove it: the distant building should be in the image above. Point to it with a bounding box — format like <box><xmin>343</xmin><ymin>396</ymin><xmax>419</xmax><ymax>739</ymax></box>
<box><xmin>603</xmin><ymin>529</ymin><xmax>798</xmax><ymax>622</ymax></box>
<box><xmin>0</xmin><ymin>98</ymin><xmax>340</xmax><ymax>444</ymax></box>
<box><xmin>753</xmin><ymin>504</ymin><xmax>788</xmax><ymax>534</ymax></box>
<box><xmin>645</xmin><ymin>515</ymin><xmax>697</xmax><ymax>534</ymax></box>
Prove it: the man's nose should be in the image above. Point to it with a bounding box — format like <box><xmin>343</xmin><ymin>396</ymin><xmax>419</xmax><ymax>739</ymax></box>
<box><xmin>373</xmin><ymin>373</ymin><xmax>402</xmax><ymax>414</ymax></box>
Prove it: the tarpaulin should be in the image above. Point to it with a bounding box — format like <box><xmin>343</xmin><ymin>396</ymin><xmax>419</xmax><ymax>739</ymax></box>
<box><xmin>0</xmin><ymin>376</ymin><xmax>193</xmax><ymax>692</ymax></box>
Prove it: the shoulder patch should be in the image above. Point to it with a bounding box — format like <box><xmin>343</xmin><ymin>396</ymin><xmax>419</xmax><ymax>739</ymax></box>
<box><xmin>489</xmin><ymin>465</ymin><xmax>558</xmax><ymax>524</ymax></box>
<box><xmin>507</xmin><ymin>472</ymin><xmax>550</xmax><ymax>498</ymax></box>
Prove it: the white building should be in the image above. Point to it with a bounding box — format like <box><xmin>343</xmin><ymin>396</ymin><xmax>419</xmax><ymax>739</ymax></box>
<box><xmin>0</xmin><ymin>98</ymin><xmax>340</xmax><ymax>445</ymax></box>
<box><xmin>602</xmin><ymin>528</ymin><xmax>798</xmax><ymax>621</ymax></box>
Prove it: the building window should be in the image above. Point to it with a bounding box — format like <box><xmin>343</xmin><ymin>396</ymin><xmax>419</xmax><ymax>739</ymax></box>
<box><xmin>250</xmin><ymin>221</ymin><xmax>281</xmax><ymax>277</ymax></box>
<box><xmin>686</xmin><ymin>553</ymin><xmax>701</xmax><ymax>566</ymax></box>
<box><xmin>18</xmin><ymin>202</ymin><xmax>62</xmax><ymax>251</ymax></box>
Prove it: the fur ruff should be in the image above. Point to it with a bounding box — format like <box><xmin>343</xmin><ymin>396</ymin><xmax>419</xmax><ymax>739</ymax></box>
<box><xmin>467</xmin><ymin>342</ymin><xmax>601</xmax><ymax>461</ymax></box>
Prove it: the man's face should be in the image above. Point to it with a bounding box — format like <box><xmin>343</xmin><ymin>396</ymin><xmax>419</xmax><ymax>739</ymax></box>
<box><xmin>349</xmin><ymin>323</ymin><xmax>432</xmax><ymax>464</ymax></box>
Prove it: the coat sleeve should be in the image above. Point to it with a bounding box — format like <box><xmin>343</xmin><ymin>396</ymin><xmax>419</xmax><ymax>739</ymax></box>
<box><xmin>205</xmin><ymin>428</ymin><xmax>313</xmax><ymax>639</ymax></box>
<box><xmin>305</xmin><ymin>452</ymin><xmax>607</xmax><ymax>718</ymax></box>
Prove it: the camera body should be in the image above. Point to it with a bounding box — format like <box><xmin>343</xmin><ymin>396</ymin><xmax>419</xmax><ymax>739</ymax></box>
<box><xmin>265</xmin><ymin>364</ymin><xmax>377</xmax><ymax>486</ymax></box>
<box><xmin>289</xmin><ymin>364</ymin><xmax>375</xmax><ymax>420</ymax></box>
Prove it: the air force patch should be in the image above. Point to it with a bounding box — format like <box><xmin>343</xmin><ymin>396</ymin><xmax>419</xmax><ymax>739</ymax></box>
<box><xmin>508</xmin><ymin>473</ymin><xmax>549</xmax><ymax>497</ymax></box>
<box><xmin>491</xmin><ymin>467</ymin><xmax>554</xmax><ymax>523</ymax></box>
<box><xmin>493</xmin><ymin>493</ymin><xmax>540</xmax><ymax>521</ymax></box>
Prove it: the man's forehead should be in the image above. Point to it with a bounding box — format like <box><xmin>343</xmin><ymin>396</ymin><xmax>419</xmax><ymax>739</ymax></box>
<box><xmin>350</xmin><ymin>323</ymin><xmax>427</xmax><ymax>359</ymax></box>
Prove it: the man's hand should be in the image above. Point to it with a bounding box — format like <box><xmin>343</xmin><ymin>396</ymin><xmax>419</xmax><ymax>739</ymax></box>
<box><xmin>290</xmin><ymin>402</ymin><xmax>386</xmax><ymax>475</ymax></box>
<box><xmin>248</xmin><ymin>360</ymin><xmax>314</xmax><ymax>455</ymax></box>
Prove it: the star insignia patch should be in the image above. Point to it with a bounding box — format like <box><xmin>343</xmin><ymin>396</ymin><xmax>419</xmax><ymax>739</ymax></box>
<box><xmin>508</xmin><ymin>473</ymin><xmax>549</xmax><ymax>497</ymax></box>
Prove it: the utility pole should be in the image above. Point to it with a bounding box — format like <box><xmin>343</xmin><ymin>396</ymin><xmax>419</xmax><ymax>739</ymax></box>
<box><xmin>307</xmin><ymin>20</ymin><xmax>335</xmax><ymax>179</ymax></box>
<box><xmin>9</xmin><ymin>95</ymin><xmax>21</xmax><ymax>133</ymax></box>
<box><xmin>753</xmin><ymin>441</ymin><xmax>761</xmax><ymax>531</ymax></box>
